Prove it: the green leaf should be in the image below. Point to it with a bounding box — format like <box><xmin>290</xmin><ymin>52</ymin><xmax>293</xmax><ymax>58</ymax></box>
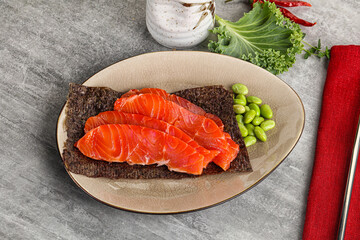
<box><xmin>317</xmin><ymin>52</ymin><xmax>325</xmax><ymax>58</ymax></box>
<box><xmin>325</xmin><ymin>47</ymin><xmax>330</xmax><ymax>59</ymax></box>
<box><xmin>208</xmin><ymin>1</ymin><xmax>304</xmax><ymax>75</ymax></box>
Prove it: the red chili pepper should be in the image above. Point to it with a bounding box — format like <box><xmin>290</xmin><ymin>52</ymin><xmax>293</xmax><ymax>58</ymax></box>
<box><xmin>269</xmin><ymin>0</ymin><xmax>312</xmax><ymax>7</ymax></box>
<box><xmin>251</xmin><ymin>0</ymin><xmax>264</xmax><ymax>7</ymax></box>
<box><xmin>279</xmin><ymin>7</ymin><xmax>316</xmax><ymax>26</ymax></box>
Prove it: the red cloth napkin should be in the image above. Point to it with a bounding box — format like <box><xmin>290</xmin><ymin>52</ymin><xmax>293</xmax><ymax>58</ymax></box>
<box><xmin>303</xmin><ymin>45</ymin><xmax>360</xmax><ymax>239</ymax></box>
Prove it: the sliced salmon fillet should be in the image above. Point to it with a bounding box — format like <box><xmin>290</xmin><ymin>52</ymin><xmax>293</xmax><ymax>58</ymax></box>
<box><xmin>122</xmin><ymin>88</ymin><xmax>224</xmax><ymax>130</ymax></box>
<box><xmin>84</xmin><ymin>111</ymin><xmax>219</xmax><ymax>168</ymax></box>
<box><xmin>75</xmin><ymin>124</ymin><xmax>205</xmax><ymax>175</ymax></box>
<box><xmin>114</xmin><ymin>94</ymin><xmax>239</xmax><ymax>171</ymax></box>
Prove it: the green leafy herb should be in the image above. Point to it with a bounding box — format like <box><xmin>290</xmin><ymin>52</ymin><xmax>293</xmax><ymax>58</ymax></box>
<box><xmin>303</xmin><ymin>39</ymin><xmax>330</xmax><ymax>59</ymax></box>
<box><xmin>208</xmin><ymin>1</ymin><xmax>304</xmax><ymax>75</ymax></box>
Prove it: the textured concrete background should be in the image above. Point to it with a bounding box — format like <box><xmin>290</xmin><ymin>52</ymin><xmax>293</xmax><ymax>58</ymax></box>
<box><xmin>0</xmin><ymin>0</ymin><xmax>359</xmax><ymax>239</ymax></box>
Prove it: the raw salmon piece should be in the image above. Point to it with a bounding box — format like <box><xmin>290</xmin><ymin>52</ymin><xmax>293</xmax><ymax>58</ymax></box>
<box><xmin>223</xmin><ymin>132</ymin><xmax>241</xmax><ymax>170</ymax></box>
<box><xmin>84</xmin><ymin>111</ymin><xmax>219</xmax><ymax>168</ymax></box>
<box><xmin>75</xmin><ymin>124</ymin><xmax>204</xmax><ymax>175</ymax></box>
<box><xmin>122</xmin><ymin>88</ymin><xmax>224</xmax><ymax>130</ymax></box>
<box><xmin>114</xmin><ymin>94</ymin><xmax>239</xmax><ymax>171</ymax></box>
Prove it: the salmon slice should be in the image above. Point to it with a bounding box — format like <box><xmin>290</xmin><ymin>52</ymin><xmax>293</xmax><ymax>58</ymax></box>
<box><xmin>114</xmin><ymin>94</ymin><xmax>239</xmax><ymax>171</ymax></box>
<box><xmin>122</xmin><ymin>88</ymin><xmax>224</xmax><ymax>131</ymax></box>
<box><xmin>84</xmin><ymin>111</ymin><xmax>219</xmax><ymax>168</ymax></box>
<box><xmin>75</xmin><ymin>124</ymin><xmax>205</xmax><ymax>175</ymax></box>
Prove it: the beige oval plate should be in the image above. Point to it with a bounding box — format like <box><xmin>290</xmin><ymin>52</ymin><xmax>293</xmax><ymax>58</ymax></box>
<box><xmin>57</xmin><ymin>51</ymin><xmax>305</xmax><ymax>214</ymax></box>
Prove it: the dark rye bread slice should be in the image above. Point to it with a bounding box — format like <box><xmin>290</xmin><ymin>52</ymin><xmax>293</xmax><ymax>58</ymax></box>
<box><xmin>62</xmin><ymin>83</ymin><xmax>252</xmax><ymax>179</ymax></box>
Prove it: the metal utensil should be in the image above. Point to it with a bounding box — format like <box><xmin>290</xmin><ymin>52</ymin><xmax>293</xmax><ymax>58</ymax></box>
<box><xmin>337</xmin><ymin>116</ymin><xmax>360</xmax><ymax>240</ymax></box>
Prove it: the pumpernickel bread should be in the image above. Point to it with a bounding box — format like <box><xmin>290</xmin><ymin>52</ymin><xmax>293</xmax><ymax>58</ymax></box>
<box><xmin>62</xmin><ymin>83</ymin><xmax>252</xmax><ymax>179</ymax></box>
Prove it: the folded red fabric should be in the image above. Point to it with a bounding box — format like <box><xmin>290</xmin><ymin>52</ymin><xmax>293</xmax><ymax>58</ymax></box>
<box><xmin>303</xmin><ymin>45</ymin><xmax>360</xmax><ymax>239</ymax></box>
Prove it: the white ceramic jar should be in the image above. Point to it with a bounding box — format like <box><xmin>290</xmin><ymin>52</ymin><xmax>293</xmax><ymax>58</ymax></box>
<box><xmin>146</xmin><ymin>0</ymin><xmax>215</xmax><ymax>48</ymax></box>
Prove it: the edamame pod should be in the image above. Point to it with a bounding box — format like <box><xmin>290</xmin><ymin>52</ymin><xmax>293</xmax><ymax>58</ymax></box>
<box><xmin>232</xmin><ymin>83</ymin><xmax>248</xmax><ymax>95</ymax></box>
<box><xmin>238</xmin><ymin>123</ymin><xmax>248</xmax><ymax>137</ymax></box>
<box><xmin>233</xmin><ymin>105</ymin><xmax>246</xmax><ymax>114</ymax></box>
<box><xmin>260</xmin><ymin>104</ymin><xmax>273</xmax><ymax>119</ymax></box>
<box><xmin>252</xmin><ymin>116</ymin><xmax>264</xmax><ymax>126</ymax></box>
<box><xmin>244</xmin><ymin>136</ymin><xmax>257</xmax><ymax>147</ymax></box>
<box><xmin>254</xmin><ymin>126</ymin><xmax>267</xmax><ymax>142</ymax></box>
<box><xmin>260</xmin><ymin>120</ymin><xmax>276</xmax><ymax>131</ymax></box>
<box><xmin>244</xmin><ymin>110</ymin><xmax>256</xmax><ymax>124</ymax></box>
<box><xmin>246</xmin><ymin>96</ymin><xmax>262</xmax><ymax>105</ymax></box>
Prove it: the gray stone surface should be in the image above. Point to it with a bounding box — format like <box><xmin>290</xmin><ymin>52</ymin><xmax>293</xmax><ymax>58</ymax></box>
<box><xmin>0</xmin><ymin>0</ymin><xmax>359</xmax><ymax>239</ymax></box>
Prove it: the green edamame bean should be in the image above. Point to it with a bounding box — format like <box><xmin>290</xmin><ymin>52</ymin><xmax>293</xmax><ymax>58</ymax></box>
<box><xmin>236</xmin><ymin>114</ymin><xmax>243</xmax><ymax>124</ymax></box>
<box><xmin>254</xmin><ymin>126</ymin><xmax>267</xmax><ymax>142</ymax></box>
<box><xmin>245</xmin><ymin>123</ymin><xmax>255</xmax><ymax>136</ymax></box>
<box><xmin>235</xmin><ymin>94</ymin><xmax>247</xmax><ymax>106</ymax></box>
<box><xmin>246</xmin><ymin>96</ymin><xmax>262</xmax><ymax>105</ymax></box>
<box><xmin>234</xmin><ymin>98</ymin><xmax>246</xmax><ymax>106</ymax></box>
<box><xmin>238</xmin><ymin>123</ymin><xmax>248</xmax><ymax>137</ymax></box>
<box><xmin>244</xmin><ymin>136</ymin><xmax>257</xmax><ymax>147</ymax></box>
<box><xmin>233</xmin><ymin>99</ymin><xmax>243</xmax><ymax>105</ymax></box>
<box><xmin>252</xmin><ymin>116</ymin><xmax>264</xmax><ymax>126</ymax></box>
<box><xmin>244</xmin><ymin>110</ymin><xmax>256</xmax><ymax>124</ymax></box>
<box><xmin>260</xmin><ymin>104</ymin><xmax>273</xmax><ymax>119</ymax></box>
<box><xmin>245</xmin><ymin>106</ymin><xmax>250</xmax><ymax>112</ymax></box>
<box><xmin>233</xmin><ymin>105</ymin><xmax>245</xmax><ymax>114</ymax></box>
<box><xmin>260</xmin><ymin>120</ymin><xmax>276</xmax><ymax>131</ymax></box>
<box><xmin>232</xmin><ymin>83</ymin><xmax>248</xmax><ymax>95</ymax></box>
<box><xmin>248</xmin><ymin>103</ymin><xmax>260</xmax><ymax>117</ymax></box>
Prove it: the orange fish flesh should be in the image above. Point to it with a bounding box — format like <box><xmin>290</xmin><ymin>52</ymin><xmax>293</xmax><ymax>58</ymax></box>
<box><xmin>84</xmin><ymin>111</ymin><xmax>219</xmax><ymax>168</ymax></box>
<box><xmin>114</xmin><ymin>93</ymin><xmax>239</xmax><ymax>171</ymax></box>
<box><xmin>122</xmin><ymin>88</ymin><xmax>224</xmax><ymax>131</ymax></box>
<box><xmin>75</xmin><ymin>124</ymin><xmax>205</xmax><ymax>175</ymax></box>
